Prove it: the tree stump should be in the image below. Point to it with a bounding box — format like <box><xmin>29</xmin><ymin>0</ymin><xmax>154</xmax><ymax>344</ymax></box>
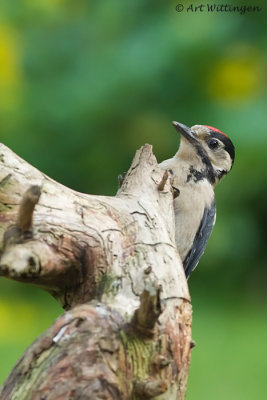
<box><xmin>0</xmin><ymin>143</ymin><xmax>192</xmax><ymax>399</ymax></box>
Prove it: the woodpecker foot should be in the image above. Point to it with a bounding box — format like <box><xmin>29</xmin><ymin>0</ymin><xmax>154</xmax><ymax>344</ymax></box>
<box><xmin>167</xmin><ymin>169</ymin><xmax>180</xmax><ymax>198</ymax></box>
<box><xmin>172</xmin><ymin>186</ymin><xmax>180</xmax><ymax>198</ymax></box>
<box><xmin>158</xmin><ymin>169</ymin><xmax>180</xmax><ymax>198</ymax></box>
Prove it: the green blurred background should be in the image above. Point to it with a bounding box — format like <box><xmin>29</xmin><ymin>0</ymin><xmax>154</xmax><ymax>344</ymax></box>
<box><xmin>0</xmin><ymin>1</ymin><xmax>266</xmax><ymax>398</ymax></box>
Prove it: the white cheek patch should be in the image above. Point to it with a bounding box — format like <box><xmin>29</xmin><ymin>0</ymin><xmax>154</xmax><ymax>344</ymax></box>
<box><xmin>211</xmin><ymin>150</ymin><xmax>232</xmax><ymax>173</ymax></box>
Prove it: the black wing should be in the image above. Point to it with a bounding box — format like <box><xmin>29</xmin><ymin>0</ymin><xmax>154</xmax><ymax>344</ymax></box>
<box><xmin>184</xmin><ymin>199</ymin><xmax>216</xmax><ymax>278</ymax></box>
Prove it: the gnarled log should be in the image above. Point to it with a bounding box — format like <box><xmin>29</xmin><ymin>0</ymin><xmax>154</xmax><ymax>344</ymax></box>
<box><xmin>0</xmin><ymin>143</ymin><xmax>192</xmax><ymax>399</ymax></box>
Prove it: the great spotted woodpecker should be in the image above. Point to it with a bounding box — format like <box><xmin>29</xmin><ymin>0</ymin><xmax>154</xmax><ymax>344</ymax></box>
<box><xmin>159</xmin><ymin>121</ymin><xmax>235</xmax><ymax>278</ymax></box>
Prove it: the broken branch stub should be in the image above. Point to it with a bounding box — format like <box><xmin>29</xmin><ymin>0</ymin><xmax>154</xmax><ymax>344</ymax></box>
<box><xmin>130</xmin><ymin>281</ymin><xmax>162</xmax><ymax>338</ymax></box>
<box><xmin>16</xmin><ymin>185</ymin><xmax>41</xmax><ymax>232</ymax></box>
<box><xmin>0</xmin><ymin>142</ymin><xmax>193</xmax><ymax>400</ymax></box>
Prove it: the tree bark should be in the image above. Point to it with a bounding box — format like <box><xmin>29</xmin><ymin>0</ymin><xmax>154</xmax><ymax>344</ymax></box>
<box><xmin>0</xmin><ymin>143</ymin><xmax>192</xmax><ymax>399</ymax></box>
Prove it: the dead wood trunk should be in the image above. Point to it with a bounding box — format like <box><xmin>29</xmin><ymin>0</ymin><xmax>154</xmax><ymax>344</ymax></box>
<box><xmin>0</xmin><ymin>143</ymin><xmax>192</xmax><ymax>400</ymax></box>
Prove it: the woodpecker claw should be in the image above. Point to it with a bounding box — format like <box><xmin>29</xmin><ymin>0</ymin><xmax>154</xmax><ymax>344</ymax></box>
<box><xmin>172</xmin><ymin>186</ymin><xmax>180</xmax><ymax>199</ymax></box>
<box><xmin>158</xmin><ymin>169</ymin><xmax>180</xmax><ymax>197</ymax></box>
<box><xmin>166</xmin><ymin>170</ymin><xmax>180</xmax><ymax>198</ymax></box>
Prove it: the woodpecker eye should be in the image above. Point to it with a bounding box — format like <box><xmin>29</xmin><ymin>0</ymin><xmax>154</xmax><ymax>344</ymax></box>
<box><xmin>208</xmin><ymin>138</ymin><xmax>219</xmax><ymax>149</ymax></box>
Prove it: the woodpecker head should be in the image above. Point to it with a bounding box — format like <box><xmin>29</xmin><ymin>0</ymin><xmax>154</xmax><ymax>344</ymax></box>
<box><xmin>173</xmin><ymin>121</ymin><xmax>235</xmax><ymax>186</ymax></box>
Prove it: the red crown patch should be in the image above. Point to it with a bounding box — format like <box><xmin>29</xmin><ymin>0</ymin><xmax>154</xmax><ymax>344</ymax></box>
<box><xmin>205</xmin><ymin>125</ymin><xmax>228</xmax><ymax>138</ymax></box>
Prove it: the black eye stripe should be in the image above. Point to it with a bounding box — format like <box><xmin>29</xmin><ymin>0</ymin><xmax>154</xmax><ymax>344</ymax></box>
<box><xmin>209</xmin><ymin>132</ymin><xmax>235</xmax><ymax>162</ymax></box>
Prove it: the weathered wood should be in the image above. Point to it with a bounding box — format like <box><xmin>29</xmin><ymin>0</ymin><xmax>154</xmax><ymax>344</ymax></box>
<box><xmin>0</xmin><ymin>143</ymin><xmax>192</xmax><ymax>399</ymax></box>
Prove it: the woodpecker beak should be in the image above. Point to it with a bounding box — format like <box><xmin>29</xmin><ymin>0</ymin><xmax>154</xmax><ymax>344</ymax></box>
<box><xmin>172</xmin><ymin>121</ymin><xmax>198</xmax><ymax>144</ymax></box>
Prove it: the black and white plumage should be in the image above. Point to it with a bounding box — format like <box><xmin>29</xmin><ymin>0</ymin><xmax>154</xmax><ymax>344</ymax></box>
<box><xmin>159</xmin><ymin>121</ymin><xmax>235</xmax><ymax>278</ymax></box>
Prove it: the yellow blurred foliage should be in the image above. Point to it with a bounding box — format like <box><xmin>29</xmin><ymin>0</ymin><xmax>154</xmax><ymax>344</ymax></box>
<box><xmin>0</xmin><ymin>25</ymin><xmax>19</xmax><ymax>86</ymax></box>
<box><xmin>208</xmin><ymin>54</ymin><xmax>263</xmax><ymax>103</ymax></box>
<box><xmin>0</xmin><ymin>300</ymin><xmax>36</xmax><ymax>342</ymax></box>
<box><xmin>0</xmin><ymin>24</ymin><xmax>21</xmax><ymax>110</ymax></box>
